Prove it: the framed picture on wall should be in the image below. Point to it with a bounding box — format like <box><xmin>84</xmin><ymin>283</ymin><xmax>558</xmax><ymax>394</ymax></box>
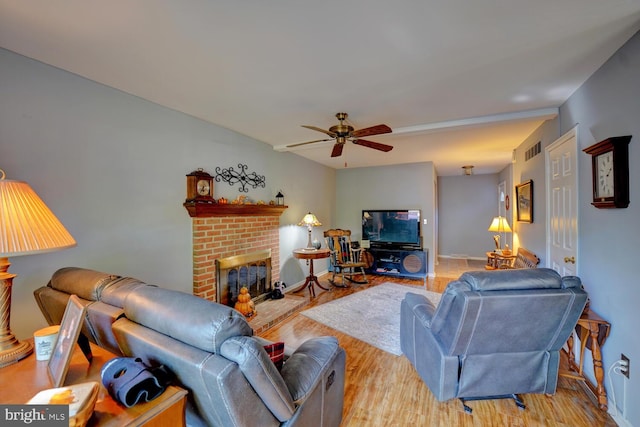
<box><xmin>515</xmin><ymin>180</ymin><xmax>533</xmax><ymax>223</ymax></box>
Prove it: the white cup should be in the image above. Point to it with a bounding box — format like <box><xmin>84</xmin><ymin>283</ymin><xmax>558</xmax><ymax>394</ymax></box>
<box><xmin>33</xmin><ymin>325</ymin><xmax>60</xmax><ymax>361</ymax></box>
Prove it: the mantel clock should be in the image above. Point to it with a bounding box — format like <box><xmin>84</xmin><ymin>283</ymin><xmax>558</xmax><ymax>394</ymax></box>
<box><xmin>186</xmin><ymin>169</ymin><xmax>214</xmax><ymax>203</ymax></box>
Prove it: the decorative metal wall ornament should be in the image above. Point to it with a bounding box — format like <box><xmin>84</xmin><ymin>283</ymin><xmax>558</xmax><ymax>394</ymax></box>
<box><xmin>214</xmin><ymin>164</ymin><xmax>266</xmax><ymax>193</ymax></box>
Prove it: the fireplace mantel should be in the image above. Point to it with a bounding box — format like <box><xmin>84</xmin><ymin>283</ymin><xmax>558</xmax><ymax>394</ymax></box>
<box><xmin>184</xmin><ymin>202</ymin><xmax>288</xmax><ymax>217</ymax></box>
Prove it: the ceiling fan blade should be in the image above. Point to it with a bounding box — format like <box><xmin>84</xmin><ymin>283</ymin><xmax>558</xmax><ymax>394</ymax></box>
<box><xmin>352</xmin><ymin>139</ymin><xmax>394</xmax><ymax>152</ymax></box>
<box><xmin>286</xmin><ymin>138</ymin><xmax>334</xmax><ymax>148</ymax></box>
<box><xmin>301</xmin><ymin>125</ymin><xmax>337</xmax><ymax>138</ymax></box>
<box><xmin>351</xmin><ymin>124</ymin><xmax>392</xmax><ymax>138</ymax></box>
<box><xmin>331</xmin><ymin>143</ymin><xmax>344</xmax><ymax>157</ymax></box>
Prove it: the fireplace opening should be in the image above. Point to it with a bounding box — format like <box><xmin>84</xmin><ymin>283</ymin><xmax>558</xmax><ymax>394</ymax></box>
<box><xmin>216</xmin><ymin>249</ymin><xmax>272</xmax><ymax>307</ymax></box>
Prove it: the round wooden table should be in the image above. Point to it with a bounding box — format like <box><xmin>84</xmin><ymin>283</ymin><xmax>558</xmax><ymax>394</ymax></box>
<box><xmin>293</xmin><ymin>248</ymin><xmax>330</xmax><ymax>297</ymax></box>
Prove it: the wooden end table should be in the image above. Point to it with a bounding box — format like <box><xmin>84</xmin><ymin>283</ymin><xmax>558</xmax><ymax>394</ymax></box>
<box><xmin>0</xmin><ymin>339</ymin><xmax>187</xmax><ymax>426</ymax></box>
<box><xmin>485</xmin><ymin>251</ymin><xmax>516</xmax><ymax>269</ymax></box>
<box><xmin>293</xmin><ymin>248</ymin><xmax>330</xmax><ymax>297</ymax></box>
<box><xmin>559</xmin><ymin>307</ymin><xmax>611</xmax><ymax>410</ymax></box>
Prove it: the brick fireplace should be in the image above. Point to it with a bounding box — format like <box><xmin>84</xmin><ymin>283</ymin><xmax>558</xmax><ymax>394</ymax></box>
<box><xmin>216</xmin><ymin>249</ymin><xmax>273</xmax><ymax>307</ymax></box>
<box><xmin>185</xmin><ymin>203</ymin><xmax>287</xmax><ymax>302</ymax></box>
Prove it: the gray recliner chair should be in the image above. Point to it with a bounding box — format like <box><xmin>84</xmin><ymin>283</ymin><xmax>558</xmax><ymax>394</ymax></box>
<box><xmin>400</xmin><ymin>268</ymin><xmax>587</xmax><ymax>412</ymax></box>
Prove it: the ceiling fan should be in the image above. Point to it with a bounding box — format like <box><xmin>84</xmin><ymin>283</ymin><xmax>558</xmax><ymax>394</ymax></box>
<box><xmin>287</xmin><ymin>112</ymin><xmax>393</xmax><ymax>157</ymax></box>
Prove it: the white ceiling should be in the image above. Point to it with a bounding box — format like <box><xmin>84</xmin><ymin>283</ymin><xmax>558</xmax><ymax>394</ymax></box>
<box><xmin>2</xmin><ymin>1</ymin><xmax>640</xmax><ymax>176</ymax></box>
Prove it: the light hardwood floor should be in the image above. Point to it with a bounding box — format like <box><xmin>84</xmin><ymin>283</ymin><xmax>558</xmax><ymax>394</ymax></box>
<box><xmin>259</xmin><ymin>262</ymin><xmax>616</xmax><ymax>427</ymax></box>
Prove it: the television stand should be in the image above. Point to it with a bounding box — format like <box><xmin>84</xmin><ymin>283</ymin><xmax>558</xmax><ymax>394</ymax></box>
<box><xmin>367</xmin><ymin>248</ymin><xmax>428</xmax><ymax>283</ymax></box>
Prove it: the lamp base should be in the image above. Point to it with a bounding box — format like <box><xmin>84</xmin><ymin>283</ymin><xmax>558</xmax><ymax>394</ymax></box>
<box><xmin>0</xmin><ymin>339</ymin><xmax>33</xmax><ymax>368</ymax></box>
<box><xmin>0</xmin><ymin>262</ymin><xmax>35</xmax><ymax>367</ymax></box>
<box><xmin>303</xmin><ymin>229</ymin><xmax>316</xmax><ymax>251</ymax></box>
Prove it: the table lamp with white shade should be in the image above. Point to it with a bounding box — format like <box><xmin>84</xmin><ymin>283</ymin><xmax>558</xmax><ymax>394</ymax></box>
<box><xmin>0</xmin><ymin>169</ymin><xmax>76</xmax><ymax>367</ymax></box>
<box><xmin>488</xmin><ymin>216</ymin><xmax>512</xmax><ymax>254</ymax></box>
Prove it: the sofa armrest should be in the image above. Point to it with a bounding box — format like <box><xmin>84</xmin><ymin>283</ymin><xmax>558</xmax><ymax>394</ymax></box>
<box><xmin>280</xmin><ymin>336</ymin><xmax>342</xmax><ymax>404</ymax></box>
<box><xmin>403</xmin><ymin>292</ymin><xmax>437</xmax><ymax>328</ymax></box>
<box><xmin>561</xmin><ymin>275</ymin><xmax>582</xmax><ymax>289</ymax></box>
<box><xmin>220</xmin><ymin>336</ymin><xmax>295</xmax><ymax>422</ymax></box>
<box><xmin>33</xmin><ymin>286</ymin><xmax>71</xmax><ymax>326</ymax></box>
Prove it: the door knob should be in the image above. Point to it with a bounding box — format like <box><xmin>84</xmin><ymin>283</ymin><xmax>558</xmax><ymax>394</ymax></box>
<box><xmin>564</xmin><ymin>256</ymin><xmax>575</xmax><ymax>264</ymax></box>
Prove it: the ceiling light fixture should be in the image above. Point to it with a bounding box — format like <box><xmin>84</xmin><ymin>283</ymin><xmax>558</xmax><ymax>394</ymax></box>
<box><xmin>462</xmin><ymin>165</ymin><xmax>474</xmax><ymax>176</ymax></box>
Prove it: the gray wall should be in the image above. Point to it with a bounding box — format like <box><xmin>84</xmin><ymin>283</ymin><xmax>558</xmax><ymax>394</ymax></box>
<box><xmin>498</xmin><ymin>163</ymin><xmax>513</xmax><ymax>248</ymax></box>
<box><xmin>509</xmin><ymin>31</ymin><xmax>639</xmax><ymax>424</ymax></box>
<box><xmin>438</xmin><ymin>174</ymin><xmax>500</xmax><ymax>258</ymax></box>
<box><xmin>334</xmin><ymin>162</ymin><xmax>437</xmax><ymax>275</ymax></box>
<box><xmin>511</xmin><ymin>117</ymin><xmax>560</xmax><ymax>266</ymax></box>
<box><xmin>0</xmin><ymin>48</ymin><xmax>336</xmax><ymax>339</ymax></box>
<box><xmin>558</xmin><ymin>31</ymin><xmax>640</xmax><ymax>424</ymax></box>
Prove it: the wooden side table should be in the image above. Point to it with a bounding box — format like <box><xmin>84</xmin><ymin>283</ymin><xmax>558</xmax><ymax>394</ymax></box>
<box><xmin>0</xmin><ymin>339</ymin><xmax>187</xmax><ymax>426</ymax></box>
<box><xmin>485</xmin><ymin>251</ymin><xmax>516</xmax><ymax>269</ymax></box>
<box><xmin>293</xmin><ymin>248</ymin><xmax>330</xmax><ymax>297</ymax></box>
<box><xmin>559</xmin><ymin>307</ymin><xmax>611</xmax><ymax>410</ymax></box>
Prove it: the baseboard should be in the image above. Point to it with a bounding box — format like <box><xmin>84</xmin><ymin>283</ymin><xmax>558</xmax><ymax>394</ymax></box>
<box><xmin>285</xmin><ymin>269</ymin><xmax>329</xmax><ymax>293</ymax></box>
<box><xmin>438</xmin><ymin>254</ymin><xmax>485</xmax><ymax>261</ymax></box>
<box><xmin>609</xmin><ymin>412</ymin><xmax>632</xmax><ymax>427</ymax></box>
<box><xmin>286</xmin><ymin>268</ymin><xmax>432</xmax><ymax>290</ymax></box>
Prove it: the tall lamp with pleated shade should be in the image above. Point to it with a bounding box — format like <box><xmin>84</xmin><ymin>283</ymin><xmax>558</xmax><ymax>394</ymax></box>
<box><xmin>0</xmin><ymin>170</ymin><xmax>76</xmax><ymax>367</ymax></box>
<box><xmin>488</xmin><ymin>216</ymin><xmax>512</xmax><ymax>254</ymax></box>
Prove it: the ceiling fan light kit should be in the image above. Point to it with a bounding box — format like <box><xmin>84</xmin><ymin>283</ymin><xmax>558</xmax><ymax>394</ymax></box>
<box><xmin>291</xmin><ymin>112</ymin><xmax>393</xmax><ymax>157</ymax></box>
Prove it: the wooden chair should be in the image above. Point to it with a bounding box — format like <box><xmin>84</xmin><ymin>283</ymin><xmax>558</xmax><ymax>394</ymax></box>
<box><xmin>500</xmin><ymin>247</ymin><xmax>540</xmax><ymax>269</ymax></box>
<box><xmin>324</xmin><ymin>229</ymin><xmax>368</xmax><ymax>286</ymax></box>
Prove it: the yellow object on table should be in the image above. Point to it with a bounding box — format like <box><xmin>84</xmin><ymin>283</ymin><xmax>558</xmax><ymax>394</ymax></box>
<box><xmin>28</xmin><ymin>381</ymin><xmax>99</xmax><ymax>427</ymax></box>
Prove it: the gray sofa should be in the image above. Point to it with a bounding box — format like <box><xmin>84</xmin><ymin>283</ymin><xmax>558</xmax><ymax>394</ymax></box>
<box><xmin>400</xmin><ymin>268</ymin><xmax>587</xmax><ymax>411</ymax></box>
<box><xmin>34</xmin><ymin>267</ymin><xmax>346</xmax><ymax>427</ymax></box>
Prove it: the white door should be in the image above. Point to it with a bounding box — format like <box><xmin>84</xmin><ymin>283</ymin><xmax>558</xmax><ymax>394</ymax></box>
<box><xmin>545</xmin><ymin>127</ymin><xmax>578</xmax><ymax>275</ymax></box>
<box><xmin>498</xmin><ymin>181</ymin><xmax>507</xmax><ymax>217</ymax></box>
<box><xmin>497</xmin><ymin>181</ymin><xmax>510</xmax><ymax>250</ymax></box>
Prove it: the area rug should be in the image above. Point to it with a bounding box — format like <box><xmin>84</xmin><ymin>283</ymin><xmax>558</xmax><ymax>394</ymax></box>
<box><xmin>300</xmin><ymin>283</ymin><xmax>441</xmax><ymax>356</ymax></box>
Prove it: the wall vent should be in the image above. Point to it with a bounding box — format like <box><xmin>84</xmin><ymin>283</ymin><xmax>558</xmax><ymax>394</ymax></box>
<box><xmin>525</xmin><ymin>141</ymin><xmax>542</xmax><ymax>161</ymax></box>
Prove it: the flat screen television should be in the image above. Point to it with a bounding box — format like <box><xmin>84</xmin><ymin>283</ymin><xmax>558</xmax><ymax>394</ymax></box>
<box><xmin>362</xmin><ymin>209</ymin><xmax>422</xmax><ymax>250</ymax></box>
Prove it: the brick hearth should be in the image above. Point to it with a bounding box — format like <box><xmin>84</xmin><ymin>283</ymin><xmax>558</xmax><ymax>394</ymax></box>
<box><xmin>191</xmin><ymin>215</ymin><xmax>281</xmax><ymax>301</ymax></box>
<box><xmin>248</xmin><ymin>295</ymin><xmax>309</xmax><ymax>334</ymax></box>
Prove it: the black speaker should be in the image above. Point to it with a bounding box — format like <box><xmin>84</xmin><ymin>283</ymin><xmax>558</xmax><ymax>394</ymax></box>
<box><xmin>369</xmin><ymin>249</ymin><xmax>427</xmax><ymax>278</ymax></box>
<box><xmin>398</xmin><ymin>251</ymin><xmax>427</xmax><ymax>275</ymax></box>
